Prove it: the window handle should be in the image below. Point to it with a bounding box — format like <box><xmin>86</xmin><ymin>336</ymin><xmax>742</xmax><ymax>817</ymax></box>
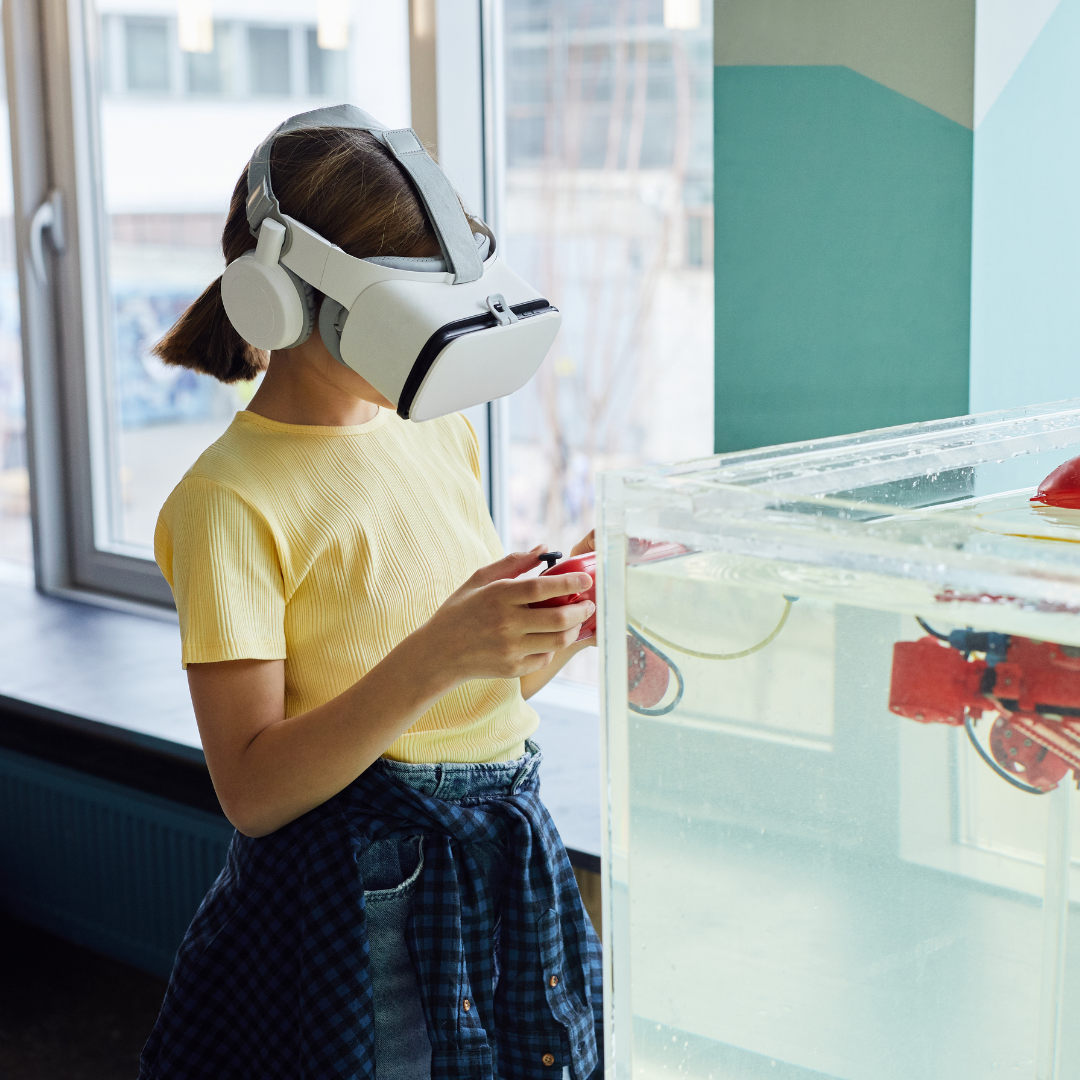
<box><xmin>30</xmin><ymin>189</ymin><xmax>66</xmax><ymax>285</ymax></box>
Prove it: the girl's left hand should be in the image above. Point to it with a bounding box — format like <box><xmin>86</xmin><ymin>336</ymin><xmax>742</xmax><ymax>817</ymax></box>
<box><xmin>568</xmin><ymin>529</ymin><xmax>597</xmax><ymax>650</ymax></box>
<box><xmin>571</xmin><ymin>529</ymin><xmax>595</xmax><ymax>557</ymax></box>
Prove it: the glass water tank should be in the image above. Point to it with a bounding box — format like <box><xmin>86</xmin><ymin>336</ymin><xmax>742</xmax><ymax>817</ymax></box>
<box><xmin>596</xmin><ymin>402</ymin><xmax>1080</xmax><ymax>1080</ymax></box>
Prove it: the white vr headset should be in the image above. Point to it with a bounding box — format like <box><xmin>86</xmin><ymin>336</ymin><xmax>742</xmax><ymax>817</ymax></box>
<box><xmin>220</xmin><ymin>104</ymin><xmax>561</xmax><ymax>422</ymax></box>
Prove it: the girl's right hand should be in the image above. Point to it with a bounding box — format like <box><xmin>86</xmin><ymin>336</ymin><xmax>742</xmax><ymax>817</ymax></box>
<box><xmin>419</xmin><ymin>546</ymin><xmax>595</xmax><ymax>683</ymax></box>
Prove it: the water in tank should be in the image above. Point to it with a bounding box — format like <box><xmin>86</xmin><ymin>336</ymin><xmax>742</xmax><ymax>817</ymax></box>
<box><xmin>596</xmin><ymin>402</ymin><xmax>1080</xmax><ymax>1080</ymax></box>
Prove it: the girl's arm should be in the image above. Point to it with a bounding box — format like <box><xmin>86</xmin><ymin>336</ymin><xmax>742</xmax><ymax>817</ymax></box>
<box><xmin>188</xmin><ymin>548</ymin><xmax>593</xmax><ymax>837</ymax></box>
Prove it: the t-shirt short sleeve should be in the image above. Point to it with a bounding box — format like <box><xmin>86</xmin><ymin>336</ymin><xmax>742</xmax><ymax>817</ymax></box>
<box><xmin>155</xmin><ymin>475</ymin><xmax>287</xmax><ymax>668</ymax></box>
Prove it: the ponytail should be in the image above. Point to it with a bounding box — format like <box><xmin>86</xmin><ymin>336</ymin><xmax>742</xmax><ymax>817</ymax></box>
<box><xmin>154</xmin><ymin>274</ymin><xmax>266</xmax><ymax>382</ymax></box>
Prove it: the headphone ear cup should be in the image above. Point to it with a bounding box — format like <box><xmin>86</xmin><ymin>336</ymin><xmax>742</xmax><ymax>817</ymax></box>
<box><xmin>221</xmin><ymin>249</ymin><xmax>312</xmax><ymax>351</ymax></box>
<box><xmin>281</xmin><ymin>267</ymin><xmax>316</xmax><ymax>348</ymax></box>
<box><xmin>318</xmin><ymin>296</ymin><xmax>348</xmax><ymax>365</ymax></box>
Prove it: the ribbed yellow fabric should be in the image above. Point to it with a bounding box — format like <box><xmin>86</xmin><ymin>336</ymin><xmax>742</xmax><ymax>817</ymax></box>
<box><xmin>154</xmin><ymin>408</ymin><xmax>538</xmax><ymax>764</ymax></box>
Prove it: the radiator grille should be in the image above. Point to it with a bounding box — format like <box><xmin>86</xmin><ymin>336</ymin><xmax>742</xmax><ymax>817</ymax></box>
<box><xmin>0</xmin><ymin>747</ymin><xmax>233</xmax><ymax>978</ymax></box>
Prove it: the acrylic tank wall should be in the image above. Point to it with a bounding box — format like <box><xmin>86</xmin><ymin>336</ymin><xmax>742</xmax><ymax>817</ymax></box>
<box><xmin>597</xmin><ymin>400</ymin><xmax>1080</xmax><ymax>1080</ymax></box>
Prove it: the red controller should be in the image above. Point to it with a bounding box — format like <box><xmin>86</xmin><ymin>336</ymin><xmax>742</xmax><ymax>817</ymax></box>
<box><xmin>531</xmin><ymin>551</ymin><xmax>597</xmax><ymax>641</ymax></box>
<box><xmin>529</xmin><ymin>542</ymin><xmax>692</xmax><ymax>714</ymax></box>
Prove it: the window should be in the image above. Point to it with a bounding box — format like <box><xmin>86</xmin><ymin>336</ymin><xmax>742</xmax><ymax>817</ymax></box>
<box><xmin>306</xmin><ymin>29</ymin><xmax>347</xmax><ymax>99</ymax></box>
<box><xmin>248</xmin><ymin>27</ymin><xmax>291</xmax><ymax>96</ymax></box>
<box><xmin>185</xmin><ymin>24</ymin><xmax>232</xmax><ymax>95</ymax></box>
<box><xmin>7</xmin><ymin>0</ymin><xmax>712</xmax><ymax>617</ymax></box>
<box><xmin>0</xmin><ymin>22</ymin><xmax>27</xmax><ymax>572</ymax></box>
<box><xmin>1</xmin><ymin>0</ymin><xmax>404</xmax><ymax>602</ymax></box>
<box><xmin>500</xmin><ymin>0</ymin><xmax>714</xmax><ymax>683</ymax></box>
<box><xmin>124</xmin><ymin>18</ymin><xmax>170</xmax><ymax>93</ymax></box>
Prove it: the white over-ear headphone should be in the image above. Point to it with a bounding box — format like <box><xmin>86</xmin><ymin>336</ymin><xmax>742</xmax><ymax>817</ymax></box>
<box><xmin>219</xmin><ymin>105</ymin><xmax>560</xmax><ymax>422</ymax></box>
<box><xmin>221</xmin><ymin>219</ymin><xmax>316</xmax><ymax>351</ymax></box>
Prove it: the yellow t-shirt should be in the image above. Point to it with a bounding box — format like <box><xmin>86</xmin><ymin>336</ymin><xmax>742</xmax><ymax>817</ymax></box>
<box><xmin>154</xmin><ymin>407</ymin><xmax>539</xmax><ymax>763</ymax></box>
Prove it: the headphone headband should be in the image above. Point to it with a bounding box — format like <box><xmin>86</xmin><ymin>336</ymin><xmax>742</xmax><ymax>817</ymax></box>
<box><xmin>245</xmin><ymin>104</ymin><xmax>483</xmax><ymax>285</ymax></box>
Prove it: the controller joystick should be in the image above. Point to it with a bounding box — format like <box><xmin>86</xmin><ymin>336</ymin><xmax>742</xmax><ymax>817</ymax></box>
<box><xmin>538</xmin><ymin>551</ymin><xmax>562</xmax><ymax>571</ymax></box>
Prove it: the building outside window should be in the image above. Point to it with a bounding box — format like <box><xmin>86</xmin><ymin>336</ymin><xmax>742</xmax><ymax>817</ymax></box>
<box><xmin>124</xmin><ymin>17</ymin><xmax>170</xmax><ymax>92</ymax></box>
<box><xmin>247</xmin><ymin>26</ymin><xmax>291</xmax><ymax>95</ymax></box>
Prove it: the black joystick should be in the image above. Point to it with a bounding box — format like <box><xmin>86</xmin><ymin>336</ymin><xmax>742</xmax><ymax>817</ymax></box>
<box><xmin>538</xmin><ymin>551</ymin><xmax>562</xmax><ymax>571</ymax></box>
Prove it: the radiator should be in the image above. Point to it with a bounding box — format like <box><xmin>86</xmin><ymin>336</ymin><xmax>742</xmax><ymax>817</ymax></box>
<box><xmin>0</xmin><ymin>746</ymin><xmax>234</xmax><ymax>978</ymax></box>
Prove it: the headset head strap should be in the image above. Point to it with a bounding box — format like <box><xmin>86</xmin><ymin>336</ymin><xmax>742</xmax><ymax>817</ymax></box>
<box><xmin>246</xmin><ymin>104</ymin><xmax>483</xmax><ymax>285</ymax></box>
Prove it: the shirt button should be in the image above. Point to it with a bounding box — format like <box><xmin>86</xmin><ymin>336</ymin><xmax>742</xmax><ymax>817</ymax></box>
<box><xmin>463</xmin><ymin>998</ymin><xmax>471</xmax><ymax>1011</ymax></box>
<box><xmin>549</xmin><ymin>975</ymin><xmax>559</xmax><ymax>987</ymax></box>
<box><xmin>542</xmin><ymin>1053</ymin><xmax>555</xmax><ymax>1067</ymax></box>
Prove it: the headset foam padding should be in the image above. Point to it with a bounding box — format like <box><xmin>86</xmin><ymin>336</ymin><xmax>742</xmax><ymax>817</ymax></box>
<box><xmin>318</xmin><ymin>296</ymin><xmax>348</xmax><ymax>364</ymax></box>
<box><xmin>282</xmin><ymin>267</ymin><xmax>316</xmax><ymax>348</ymax></box>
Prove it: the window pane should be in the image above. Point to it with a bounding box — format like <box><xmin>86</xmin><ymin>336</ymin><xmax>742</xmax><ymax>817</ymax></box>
<box><xmin>90</xmin><ymin>0</ymin><xmax>410</xmax><ymax>555</ymax></box>
<box><xmin>306</xmin><ymin>28</ymin><xmax>347</xmax><ymax>99</ymax></box>
<box><xmin>125</xmin><ymin>17</ymin><xmax>170</xmax><ymax>92</ymax></box>
<box><xmin>0</xmin><ymin>11</ymin><xmax>28</xmax><ymax>568</ymax></box>
<box><xmin>248</xmin><ymin>27</ymin><xmax>291</xmax><ymax>96</ymax></box>
<box><xmin>502</xmin><ymin>0</ymin><xmax>714</xmax><ymax>683</ymax></box>
<box><xmin>186</xmin><ymin>23</ymin><xmax>232</xmax><ymax>95</ymax></box>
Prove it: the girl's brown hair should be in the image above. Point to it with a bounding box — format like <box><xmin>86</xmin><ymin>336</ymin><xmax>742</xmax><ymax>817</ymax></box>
<box><xmin>155</xmin><ymin>128</ymin><xmax>468</xmax><ymax>382</ymax></box>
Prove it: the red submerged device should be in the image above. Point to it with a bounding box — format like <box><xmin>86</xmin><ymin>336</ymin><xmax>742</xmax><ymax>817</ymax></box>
<box><xmin>530</xmin><ymin>541</ymin><xmax>688</xmax><ymax>714</ymax></box>
<box><xmin>889</xmin><ymin>630</ymin><xmax>1080</xmax><ymax>792</ymax></box>
<box><xmin>888</xmin><ymin>454</ymin><xmax>1080</xmax><ymax>792</ymax></box>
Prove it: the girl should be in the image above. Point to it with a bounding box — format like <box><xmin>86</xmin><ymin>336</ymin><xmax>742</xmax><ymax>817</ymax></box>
<box><xmin>139</xmin><ymin>119</ymin><xmax>602</xmax><ymax>1080</ymax></box>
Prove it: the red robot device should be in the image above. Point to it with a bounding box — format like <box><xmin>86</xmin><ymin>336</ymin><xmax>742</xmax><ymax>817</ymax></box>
<box><xmin>889</xmin><ymin>626</ymin><xmax>1080</xmax><ymax>793</ymax></box>
<box><xmin>889</xmin><ymin>453</ymin><xmax>1080</xmax><ymax>793</ymax></box>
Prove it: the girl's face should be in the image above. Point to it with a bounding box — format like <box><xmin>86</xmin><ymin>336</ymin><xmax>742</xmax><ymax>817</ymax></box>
<box><xmin>263</xmin><ymin>235</ymin><xmax>443</xmax><ymax>418</ymax></box>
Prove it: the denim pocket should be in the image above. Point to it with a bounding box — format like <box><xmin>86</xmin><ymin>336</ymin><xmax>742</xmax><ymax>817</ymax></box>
<box><xmin>360</xmin><ymin>835</ymin><xmax>425</xmax><ymax>899</ymax></box>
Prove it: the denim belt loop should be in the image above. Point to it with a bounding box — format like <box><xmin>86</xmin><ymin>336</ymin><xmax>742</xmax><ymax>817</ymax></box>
<box><xmin>510</xmin><ymin>740</ymin><xmax>542</xmax><ymax>793</ymax></box>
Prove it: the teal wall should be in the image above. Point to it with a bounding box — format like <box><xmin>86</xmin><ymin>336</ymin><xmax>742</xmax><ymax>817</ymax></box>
<box><xmin>714</xmin><ymin>66</ymin><xmax>973</xmax><ymax>452</ymax></box>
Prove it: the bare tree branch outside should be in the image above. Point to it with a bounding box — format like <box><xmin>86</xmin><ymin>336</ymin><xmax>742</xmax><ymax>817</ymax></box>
<box><xmin>503</xmin><ymin>0</ymin><xmax>714</xmax><ymax>682</ymax></box>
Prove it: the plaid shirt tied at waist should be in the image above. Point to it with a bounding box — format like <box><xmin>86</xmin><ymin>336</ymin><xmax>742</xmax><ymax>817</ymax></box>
<box><xmin>139</xmin><ymin>753</ymin><xmax>602</xmax><ymax>1080</ymax></box>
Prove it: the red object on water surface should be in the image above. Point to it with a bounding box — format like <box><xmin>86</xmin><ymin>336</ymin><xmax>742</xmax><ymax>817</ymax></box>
<box><xmin>1032</xmin><ymin>455</ymin><xmax>1080</xmax><ymax>509</ymax></box>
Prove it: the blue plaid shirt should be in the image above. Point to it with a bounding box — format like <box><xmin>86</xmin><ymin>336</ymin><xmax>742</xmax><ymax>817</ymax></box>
<box><xmin>139</xmin><ymin>756</ymin><xmax>602</xmax><ymax>1080</ymax></box>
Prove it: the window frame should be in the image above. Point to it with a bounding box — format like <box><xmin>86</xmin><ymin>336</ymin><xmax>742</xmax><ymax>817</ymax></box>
<box><xmin>6</xmin><ymin>0</ymin><xmax>510</xmax><ymax>610</ymax></box>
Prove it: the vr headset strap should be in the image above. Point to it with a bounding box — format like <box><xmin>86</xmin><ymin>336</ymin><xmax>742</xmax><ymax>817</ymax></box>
<box><xmin>245</xmin><ymin>105</ymin><xmax>483</xmax><ymax>285</ymax></box>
